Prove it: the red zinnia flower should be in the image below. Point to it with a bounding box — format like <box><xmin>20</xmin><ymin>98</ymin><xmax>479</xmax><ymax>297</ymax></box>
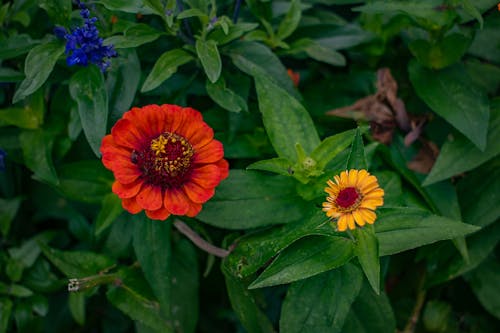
<box><xmin>100</xmin><ymin>104</ymin><xmax>229</xmax><ymax>220</ymax></box>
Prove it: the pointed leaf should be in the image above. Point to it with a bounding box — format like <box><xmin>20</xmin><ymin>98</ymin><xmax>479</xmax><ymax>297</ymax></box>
<box><xmin>277</xmin><ymin>0</ymin><xmax>301</xmax><ymax>40</ymax></box>
<box><xmin>19</xmin><ymin>129</ymin><xmax>58</xmax><ymax>185</ymax></box>
<box><xmin>69</xmin><ymin>66</ymin><xmax>108</xmax><ymax>157</ymax></box>
<box><xmin>0</xmin><ymin>197</ymin><xmax>23</xmax><ymax>237</ymax></box>
<box><xmin>310</xmin><ymin>129</ymin><xmax>355</xmax><ymax>170</ymax></box>
<box><xmin>466</xmin><ymin>258</ymin><xmax>500</xmax><ymax>319</ymax></box>
<box><xmin>354</xmin><ymin>226</ymin><xmax>380</xmax><ymax>294</ymax></box>
<box><xmin>346</xmin><ymin>128</ymin><xmax>367</xmax><ymax>169</ymax></box>
<box><xmin>95</xmin><ymin>193</ymin><xmax>124</xmax><ymax>236</ymax></box>
<box><xmin>141</xmin><ymin>49</ymin><xmax>193</xmax><ymax>92</ymax></box>
<box><xmin>196</xmin><ymin>39</ymin><xmax>221</xmax><ymax>83</ymax></box>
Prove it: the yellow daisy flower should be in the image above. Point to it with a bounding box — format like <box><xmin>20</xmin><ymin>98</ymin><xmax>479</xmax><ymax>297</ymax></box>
<box><xmin>322</xmin><ymin>169</ymin><xmax>384</xmax><ymax>231</ymax></box>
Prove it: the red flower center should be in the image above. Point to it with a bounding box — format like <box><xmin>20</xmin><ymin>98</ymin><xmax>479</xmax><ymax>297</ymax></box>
<box><xmin>336</xmin><ymin>187</ymin><xmax>359</xmax><ymax>208</ymax></box>
<box><xmin>132</xmin><ymin>132</ymin><xmax>194</xmax><ymax>189</ymax></box>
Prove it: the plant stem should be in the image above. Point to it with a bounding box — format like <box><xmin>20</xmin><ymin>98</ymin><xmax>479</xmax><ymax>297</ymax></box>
<box><xmin>173</xmin><ymin>219</ymin><xmax>230</xmax><ymax>258</ymax></box>
<box><xmin>402</xmin><ymin>268</ymin><xmax>427</xmax><ymax>333</ymax></box>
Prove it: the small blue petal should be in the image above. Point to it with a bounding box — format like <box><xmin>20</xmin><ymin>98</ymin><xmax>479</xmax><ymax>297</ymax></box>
<box><xmin>0</xmin><ymin>149</ymin><xmax>6</xmax><ymax>172</ymax></box>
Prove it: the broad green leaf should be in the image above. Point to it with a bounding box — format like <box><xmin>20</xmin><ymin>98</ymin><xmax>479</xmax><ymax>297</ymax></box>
<box><xmin>280</xmin><ymin>264</ymin><xmax>362</xmax><ymax>333</ymax></box>
<box><xmin>143</xmin><ymin>0</ymin><xmax>164</xmax><ymax>16</ymax></box>
<box><xmin>289</xmin><ymin>38</ymin><xmax>346</xmax><ymax>66</ymax></box>
<box><xmin>133</xmin><ymin>216</ymin><xmax>172</xmax><ymax>316</ymax></box>
<box><xmin>8</xmin><ymin>231</ymin><xmax>56</xmax><ymax>269</ymax></box>
<box><xmin>466</xmin><ymin>258</ymin><xmax>500</xmax><ymax>319</ymax></box>
<box><xmin>107</xmin><ymin>48</ymin><xmax>141</xmax><ymax>120</ymax></box>
<box><xmin>208</xmin><ymin>22</ymin><xmax>259</xmax><ymax>45</ymax></box>
<box><xmin>106</xmin><ymin>285</ymin><xmax>172</xmax><ymax>332</ymax></box>
<box><xmin>0</xmin><ymin>283</ymin><xmax>33</xmax><ymax>297</ymax></box>
<box><xmin>68</xmin><ymin>293</ymin><xmax>85</xmax><ymax>326</ymax></box>
<box><xmin>39</xmin><ymin>0</ymin><xmax>71</xmax><ymax>25</ymax></box>
<box><xmin>409</xmin><ymin>61</ymin><xmax>489</xmax><ymax>150</ymax></box>
<box><xmin>458</xmin><ymin>158</ymin><xmax>500</xmax><ymax>227</ymax></box>
<box><xmin>465</xmin><ymin>60</ymin><xmax>500</xmax><ymax>95</ymax></box>
<box><xmin>104</xmin><ymin>24</ymin><xmax>162</xmax><ymax>49</ymax></box>
<box><xmin>346</xmin><ymin>128</ymin><xmax>367</xmax><ymax>169</ymax></box>
<box><xmin>224</xmin><ymin>209</ymin><xmax>336</xmax><ymax>278</ymax></box>
<box><xmin>196</xmin><ymin>39</ymin><xmax>221</xmax><ymax>83</ymax></box>
<box><xmin>141</xmin><ymin>49</ymin><xmax>193</xmax><ymax>92</ymax></box>
<box><xmin>247</xmin><ymin>157</ymin><xmax>292</xmax><ymax>176</ymax></box>
<box><xmin>0</xmin><ymin>106</ymin><xmax>42</xmax><ymax>129</ymax></box>
<box><xmin>249</xmin><ymin>235</ymin><xmax>354</xmax><ymax>289</ymax></box>
<box><xmin>57</xmin><ymin>161</ymin><xmax>113</xmax><ymax>203</ymax></box>
<box><xmin>277</xmin><ymin>0</ymin><xmax>301</xmax><ymax>40</ymax></box>
<box><xmin>95</xmin><ymin>193</ymin><xmax>123</xmax><ymax>236</ymax></box>
<box><xmin>424</xmin><ymin>101</ymin><xmax>500</xmax><ymax>185</ymax></box>
<box><xmin>222</xmin><ymin>265</ymin><xmax>275</xmax><ymax>333</ymax></box>
<box><xmin>375</xmin><ymin>207</ymin><xmax>480</xmax><ymax>256</ymax></box>
<box><xmin>353</xmin><ymin>1</ymin><xmax>456</xmax><ymax>29</ymax></box>
<box><xmin>468</xmin><ymin>13</ymin><xmax>500</xmax><ymax>63</ymax></box>
<box><xmin>171</xmin><ymin>239</ymin><xmax>199</xmax><ymax>333</ymax></box>
<box><xmin>427</xmin><ymin>221</ymin><xmax>500</xmax><ymax>286</ymax></box>
<box><xmin>255</xmin><ymin>75</ymin><xmax>320</xmax><ymax>161</ymax></box>
<box><xmin>206</xmin><ymin>77</ymin><xmax>247</xmax><ymax>112</ymax></box>
<box><xmin>197</xmin><ymin>170</ymin><xmax>310</xmax><ymax>229</ymax></box>
<box><xmin>13</xmin><ymin>42</ymin><xmax>65</xmax><ymax>103</ymax></box>
<box><xmin>310</xmin><ymin>129</ymin><xmax>355</xmax><ymax>170</ymax></box>
<box><xmin>69</xmin><ymin>66</ymin><xmax>108</xmax><ymax>157</ymax></box>
<box><xmin>0</xmin><ymin>298</ymin><xmax>13</xmax><ymax>333</ymax></box>
<box><xmin>294</xmin><ymin>23</ymin><xmax>375</xmax><ymax>51</ymax></box>
<box><xmin>0</xmin><ymin>67</ymin><xmax>23</xmax><ymax>82</ymax></box>
<box><xmin>0</xmin><ymin>34</ymin><xmax>40</xmax><ymax>60</ymax></box>
<box><xmin>372</xmin><ymin>171</ymin><xmax>404</xmax><ymax>206</ymax></box>
<box><xmin>409</xmin><ymin>33</ymin><xmax>472</xmax><ymax>69</ymax></box>
<box><xmin>19</xmin><ymin>129</ymin><xmax>58</xmax><ymax>185</ymax></box>
<box><xmin>0</xmin><ymin>197</ymin><xmax>22</xmax><ymax>236</ymax></box>
<box><xmin>354</xmin><ymin>226</ymin><xmax>380</xmax><ymax>294</ymax></box>
<box><xmin>228</xmin><ymin>41</ymin><xmax>299</xmax><ymax>99</ymax></box>
<box><xmin>461</xmin><ymin>0</ymin><xmax>483</xmax><ymax>28</ymax></box>
<box><xmin>342</xmin><ymin>281</ymin><xmax>396</xmax><ymax>333</ymax></box>
<box><xmin>40</xmin><ymin>243</ymin><xmax>114</xmax><ymax>278</ymax></box>
<box><xmin>97</xmin><ymin>0</ymin><xmax>154</xmax><ymax>13</ymax></box>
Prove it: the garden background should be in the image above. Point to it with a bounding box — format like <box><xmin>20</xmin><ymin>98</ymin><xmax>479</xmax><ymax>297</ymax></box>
<box><xmin>0</xmin><ymin>0</ymin><xmax>499</xmax><ymax>332</ymax></box>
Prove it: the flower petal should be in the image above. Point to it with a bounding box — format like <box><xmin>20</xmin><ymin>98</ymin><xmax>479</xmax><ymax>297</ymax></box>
<box><xmin>164</xmin><ymin>187</ymin><xmax>190</xmax><ymax>215</ymax></box>
<box><xmin>122</xmin><ymin>197</ymin><xmax>142</xmax><ymax>214</ymax></box>
<box><xmin>112</xmin><ymin>179</ymin><xmax>143</xmax><ymax>198</ymax></box>
<box><xmin>111</xmin><ymin>118</ymin><xmax>144</xmax><ymax>150</ymax></box>
<box><xmin>193</xmin><ymin>140</ymin><xmax>224</xmax><ymax>164</ymax></box>
<box><xmin>352</xmin><ymin>209</ymin><xmax>366</xmax><ymax>227</ymax></box>
<box><xmin>358</xmin><ymin>208</ymin><xmax>376</xmax><ymax>224</ymax></box>
<box><xmin>146</xmin><ymin>207</ymin><xmax>170</xmax><ymax>220</ymax></box>
<box><xmin>337</xmin><ymin>215</ymin><xmax>348</xmax><ymax>231</ymax></box>
<box><xmin>136</xmin><ymin>185</ymin><xmax>163</xmax><ymax>210</ymax></box>
<box><xmin>186</xmin><ymin>202</ymin><xmax>202</xmax><ymax>217</ymax></box>
<box><xmin>340</xmin><ymin>170</ymin><xmax>349</xmax><ymax>185</ymax></box>
<box><xmin>190</xmin><ymin>165</ymin><xmax>221</xmax><ymax>189</ymax></box>
<box><xmin>360</xmin><ymin>198</ymin><xmax>384</xmax><ymax>210</ymax></box>
<box><xmin>348</xmin><ymin>169</ymin><xmax>358</xmax><ymax>187</ymax></box>
<box><xmin>183</xmin><ymin>182</ymin><xmax>215</xmax><ymax>204</ymax></box>
<box><xmin>346</xmin><ymin>213</ymin><xmax>356</xmax><ymax>230</ymax></box>
<box><xmin>215</xmin><ymin>159</ymin><xmax>229</xmax><ymax>181</ymax></box>
<box><xmin>113</xmin><ymin>164</ymin><xmax>142</xmax><ymax>184</ymax></box>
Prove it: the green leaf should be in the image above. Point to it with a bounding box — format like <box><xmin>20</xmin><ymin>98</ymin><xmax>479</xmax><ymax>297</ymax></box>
<box><xmin>0</xmin><ymin>298</ymin><xmax>13</xmax><ymax>333</ymax></box>
<box><xmin>409</xmin><ymin>33</ymin><xmax>472</xmax><ymax>69</ymax></box>
<box><xmin>69</xmin><ymin>66</ymin><xmax>109</xmax><ymax>157</ymax></box>
<box><xmin>0</xmin><ymin>197</ymin><xmax>22</xmax><ymax>237</ymax></box>
<box><xmin>409</xmin><ymin>61</ymin><xmax>489</xmax><ymax>150</ymax></box>
<box><xmin>222</xmin><ymin>265</ymin><xmax>275</xmax><ymax>333</ymax></box>
<box><xmin>19</xmin><ymin>129</ymin><xmax>59</xmax><ymax>185</ymax></box>
<box><xmin>68</xmin><ymin>293</ymin><xmax>85</xmax><ymax>326</ymax></box>
<box><xmin>224</xmin><ymin>209</ymin><xmax>336</xmax><ymax>278</ymax></box>
<box><xmin>0</xmin><ymin>34</ymin><xmax>40</xmax><ymax>60</ymax></box>
<box><xmin>466</xmin><ymin>258</ymin><xmax>500</xmax><ymax>319</ymax></box>
<box><xmin>458</xmin><ymin>159</ymin><xmax>500</xmax><ymax>227</ymax></box>
<box><xmin>106</xmin><ymin>285</ymin><xmax>173</xmax><ymax>332</ymax></box>
<box><xmin>0</xmin><ymin>106</ymin><xmax>42</xmax><ymax>129</ymax></box>
<box><xmin>249</xmin><ymin>235</ymin><xmax>354</xmax><ymax>289</ymax></box>
<box><xmin>97</xmin><ymin>0</ymin><xmax>154</xmax><ymax>14</ymax></box>
<box><xmin>95</xmin><ymin>193</ymin><xmax>123</xmax><ymax>236</ymax></box>
<box><xmin>57</xmin><ymin>160</ymin><xmax>113</xmax><ymax>203</ymax></box>
<box><xmin>196</xmin><ymin>39</ymin><xmax>221</xmax><ymax>83</ymax></box>
<box><xmin>310</xmin><ymin>129</ymin><xmax>355</xmax><ymax>171</ymax></box>
<box><xmin>0</xmin><ymin>67</ymin><xmax>24</xmax><ymax>82</ymax></box>
<box><xmin>354</xmin><ymin>226</ymin><xmax>380</xmax><ymax>294</ymax></box>
<box><xmin>468</xmin><ymin>13</ymin><xmax>500</xmax><ymax>63</ymax></box>
<box><xmin>289</xmin><ymin>38</ymin><xmax>346</xmax><ymax>66</ymax></box>
<box><xmin>254</xmin><ymin>75</ymin><xmax>320</xmax><ymax>162</ymax></box>
<box><xmin>141</xmin><ymin>49</ymin><xmax>193</xmax><ymax>92</ymax></box>
<box><xmin>40</xmin><ymin>243</ymin><xmax>114</xmax><ymax>278</ymax></box>
<box><xmin>228</xmin><ymin>41</ymin><xmax>299</xmax><ymax>99</ymax></box>
<box><xmin>424</xmin><ymin>101</ymin><xmax>500</xmax><ymax>185</ymax></box>
<box><xmin>342</xmin><ymin>281</ymin><xmax>396</xmax><ymax>333</ymax></box>
<box><xmin>143</xmin><ymin>0</ymin><xmax>164</xmax><ymax>16</ymax></box>
<box><xmin>247</xmin><ymin>157</ymin><xmax>293</xmax><ymax>176</ymax></box>
<box><xmin>197</xmin><ymin>170</ymin><xmax>310</xmax><ymax>229</ymax></box>
<box><xmin>280</xmin><ymin>264</ymin><xmax>363</xmax><ymax>333</ymax></box>
<box><xmin>104</xmin><ymin>24</ymin><xmax>162</xmax><ymax>49</ymax></box>
<box><xmin>133</xmin><ymin>216</ymin><xmax>172</xmax><ymax>316</ymax></box>
<box><xmin>13</xmin><ymin>42</ymin><xmax>65</xmax><ymax>103</ymax></box>
<box><xmin>8</xmin><ymin>231</ymin><xmax>56</xmax><ymax>269</ymax></box>
<box><xmin>39</xmin><ymin>0</ymin><xmax>71</xmax><ymax>25</ymax></box>
<box><xmin>107</xmin><ymin>48</ymin><xmax>141</xmax><ymax>119</ymax></box>
<box><xmin>205</xmin><ymin>77</ymin><xmax>247</xmax><ymax>112</ymax></box>
<box><xmin>375</xmin><ymin>207</ymin><xmax>480</xmax><ymax>256</ymax></box>
<box><xmin>277</xmin><ymin>0</ymin><xmax>301</xmax><ymax>40</ymax></box>
<box><xmin>208</xmin><ymin>22</ymin><xmax>259</xmax><ymax>45</ymax></box>
<box><xmin>461</xmin><ymin>0</ymin><xmax>483</xmax><ymax>29</ymax></box>
<box><xmin>0</xmin><ymin>283</ymin><xmax>33</xmax><ymax>297</ymax></box>
<box><xmin>346</xmin><ymin>128</ymin><xmax>367</xmax><ymax>170</ymax></box>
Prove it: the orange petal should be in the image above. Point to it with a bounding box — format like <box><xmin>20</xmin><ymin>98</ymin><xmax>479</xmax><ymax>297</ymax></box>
<box><xmin>112</xmin><ymin>179</ymin><xmax>143</xmax><ymax>198</ymax></box>
<box><xmin>352</xmin><ymin>209</ymin><xmax>366</xmax><ymax>227</ymax></box>
<box><xmin>122</xmin><ymin>197</ymin><xmax>142</xmax><ymax>214</ymax></box>
<box><xmin>136</xmin><ymin>185</ymin><xmax>163</xmax><ymax>210</ymax></box>
<box><xmin>346</xmin><ymin>213</ymin><xmax>356</xmax><ymax>230</ymax></box>
<box><xmin>190</xmin><ymin>165</ymin><xmax>221</xmax><ymax>189</ymax></box>
<box><xmin>348</xmin><ymin>169</ymin><xmax>358</xmax><ymax>187</ymax></box>
<box><xmin>193</xmin><ymin>140</ymin><xmax>224</xmax><ymax>164</ymax></box>
<box><xmin>215</xmin><ymin>159</ymin><xmax>229</xmax><ymax>180</ymax></box>
<box><xmin>340</xmin><ymin>170</ymin><xmax>349</xmax><ymax>185</ymax></box>
<box><xmin>164</xmin><ymin>187</ymin><xmax>190</xmax><ymax>215</ymax></box>
<box><xmin>111</xmin><ymin>118</ymin><xmax>144</xmax><ymax>150</ymax></box>
<box><xmin>337</xmin><ymin>215</ymin><xmax>348</xmax><ymax>231</ymax></box>
<box><xmin>359</xmin><ymin>208</ymin><xmax>376</xmax><ymax>224</ymax></box>
<box><xmin>162</xmin><ymin>104</ymin><xmax>184</xmax><ymax>133</ymax></box>
<box><xmin>186</xmin><ymin>202</ymin><xmax>202</xmax><ymax>217</ymax></box>
<box><xmin>183</xmin><ymin>182</ymin><xmax>215</xmax><ymax>204</ymax></box>
<box><xmin>146</xmin><ymin>207</ymin><xmax>171</xmax><ymax>220</ymax></box>
<box><xmin>184</xmin><ymin>121</ymin><xmax>214</xmax><ymax>150</ymax></box>
<box><xmin>113</xmin><ymin>164</ymin><xmax>142</xmax><ymax>184</ymax></box>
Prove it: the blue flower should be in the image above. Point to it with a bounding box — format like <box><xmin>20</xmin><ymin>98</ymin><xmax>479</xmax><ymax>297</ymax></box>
<box><xmin>0</xmin><ymin>149</ymin><xmax>6</xmax><ymax>172</ymax></box>
<box><xmin>54</xmin><ymin>1</ymin><xmax>117</xmax><ymax>72</ymax></box>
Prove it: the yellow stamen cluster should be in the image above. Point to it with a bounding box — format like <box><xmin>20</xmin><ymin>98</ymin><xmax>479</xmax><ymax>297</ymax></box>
<box><xmin>150</xmin><ymin>132</ymin><xmax>194</xmax><ymax>177</ymax></box>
